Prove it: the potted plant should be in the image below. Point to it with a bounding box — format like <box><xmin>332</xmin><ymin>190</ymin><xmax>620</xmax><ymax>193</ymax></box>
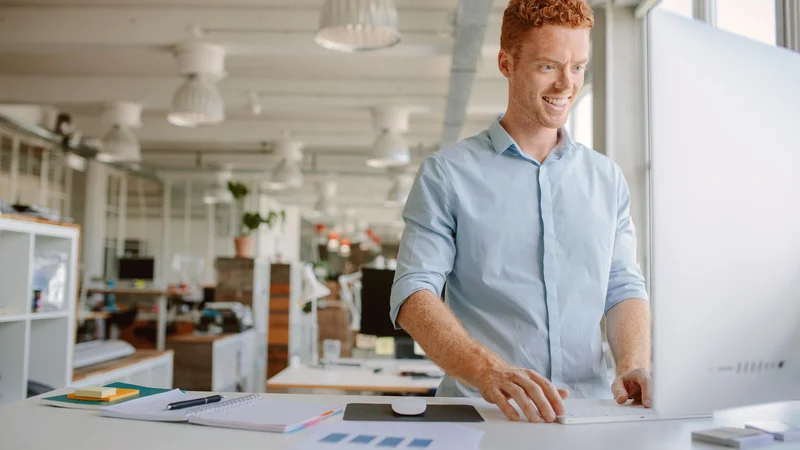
<box><xmin>235</xmin><ymin>212</ymin><xmax>261</xmax><ymax>258</ymax></box>
<box><xmin>228</xmin><ymin>181</ymin><xmax>252</xmax><ymax>258</ymax></box>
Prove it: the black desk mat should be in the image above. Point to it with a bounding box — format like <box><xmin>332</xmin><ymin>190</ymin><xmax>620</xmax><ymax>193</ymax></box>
<box><xmin>342</xmin><ymin>403</ymin><xmax>485</xmax><ymax>422</ymax></box>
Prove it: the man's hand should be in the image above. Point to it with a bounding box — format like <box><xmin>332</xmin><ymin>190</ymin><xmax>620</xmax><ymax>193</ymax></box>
<box><xmin>477</xmin><ymin>362</ymin><xmax>569</xmax><ymax>423</ymax></box>
<box><xmin>611</xmin><ymin>368</ymin><xmax>652</xmax><ymax>408</ymax></box>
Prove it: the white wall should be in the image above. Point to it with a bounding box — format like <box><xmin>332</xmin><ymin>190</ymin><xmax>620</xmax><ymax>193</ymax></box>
<box><xmin>108</xmin><ymin>214</ymin><xmax>232</xmax><ymax>284</ymax></box>
<box><xmin>107</xmin><ymin>203</ymin><xmax>302</xmax><ymax>284</ymax></box>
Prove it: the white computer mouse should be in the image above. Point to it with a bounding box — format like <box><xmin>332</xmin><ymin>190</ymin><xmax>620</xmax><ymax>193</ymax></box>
<box><xmin>391</xmin><ymin>397</ymin><xmax>427</xmax><ymax>416</ymax></box>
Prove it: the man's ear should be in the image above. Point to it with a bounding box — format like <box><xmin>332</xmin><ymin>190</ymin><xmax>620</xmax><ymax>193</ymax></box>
<box><xmin>498</xmin><ymin>49</ymin><xmax>512</xmax><ymax>79</ymax></box>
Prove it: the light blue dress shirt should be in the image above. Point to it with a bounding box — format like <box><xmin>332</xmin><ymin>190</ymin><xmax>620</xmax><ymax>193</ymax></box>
<box><xmin>389</xmin><ymin>119</ymin><xmax>648</xmax><ymax>399</ymax></box>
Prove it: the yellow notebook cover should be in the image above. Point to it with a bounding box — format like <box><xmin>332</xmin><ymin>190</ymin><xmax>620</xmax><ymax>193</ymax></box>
<box><xmin>67</xmin><ymin>388</ymin><xmax>140</xmax><ymax>402</ymax></box>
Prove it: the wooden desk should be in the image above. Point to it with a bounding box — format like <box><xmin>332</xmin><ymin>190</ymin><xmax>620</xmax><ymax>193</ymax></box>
<box><xmin>86</xmin><ymin>288</ymin><xmax>169</xmax><ymax>351</ymax></box>
<box><xmin>4</xmin><ymin>389</ymin><xmax>800</xmax><ymax>450</ymax></box>
<box><xmin>267</xmin><ymin>358</ymin><xmax>443</xmax><ymax>395</ymax></box>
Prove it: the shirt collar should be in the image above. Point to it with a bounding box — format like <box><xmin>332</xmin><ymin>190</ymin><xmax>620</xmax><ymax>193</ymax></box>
<box><xmin>488</xmin><ymin>117</ymin><xmax>575</xmax><ymax>160</ymax></box>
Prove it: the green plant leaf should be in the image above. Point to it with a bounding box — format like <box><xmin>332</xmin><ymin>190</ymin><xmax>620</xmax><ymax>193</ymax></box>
<box><xmin>241</xmin><ymin>212</ymin><xmax>262</xmax><ymax>235</ymax></box>
<box><xmin>228</xmin><ymin>181</ymin><xmax>249</xmax><ymax>200</ymax></box>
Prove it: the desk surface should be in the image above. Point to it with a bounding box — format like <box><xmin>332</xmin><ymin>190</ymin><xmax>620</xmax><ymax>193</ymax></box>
<box><xmin>72</xmin><ymin>350</ymin><xmax>173</xmax><ymax>382</ymax></box>
<box><xmin>267</xmin><ymin>359</ymin><xmax>443</xmax><ymax>394</ymax></box>
<box><xmin>3</xmin><ymin>389</ymin><xmax>799</xmax><ymax>450</ymax></box>
<box><xmin>86</xmin><ymin>288</ymin><xmax>169</xmax><ymax>296</ymax></box>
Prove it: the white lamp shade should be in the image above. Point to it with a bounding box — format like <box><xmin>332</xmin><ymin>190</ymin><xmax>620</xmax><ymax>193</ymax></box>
<box><xmin>314</xmin><ymin>196</ymin><xmax>338</xmax><ymax>217</ymax></box>
<box><xmin>167</xmin><ymin>75</ymin><xmax>225</xmax><ymax>127</ymax></box>
<box><xmin>275</xmin><ymin>135</ymin><xmax>304</xmax><ymax>162</ymax></box>
<box><xmin>303</xmin><ymin>264</ymin><xmax>331</xmax><ymax>300</ymax></box>
<box><xmin>315</xmin><ymin>0</ymin><xmax>401</xmax><ymax>52</ymax></box>
<box><xmin>367</xmin><ymin>130</ymin><xmax>410</xmax><ymax>168</ymax></box>
<box><xmin>203</xmin><ymin>185</ymin><xmax>233</xmax><ymax>204</ymax></box>
<box><xmin>268</xmin><ymin>159</ymin><xmax>303</xmax><ymax>190</ymax></box>
<box><xmin>385</xmin><ymin>180</ymin><xmax>410</xmax><ymax>206</ymax></box>
<box><xmin>97</xmin><ymin>125</ymin><xmax>141</xmax><ymax>163</ymax></box>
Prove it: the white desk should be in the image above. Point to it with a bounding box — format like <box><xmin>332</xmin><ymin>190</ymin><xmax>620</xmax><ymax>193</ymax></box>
<box><xmin>2</xmin><ymin>390</ymin><xmax>799</xmax><ymax>449</ymax></box>
<box><xmin>267</xmin><ymin>358</ymin><xmax>443</xmax><ymax>394</ymax></box>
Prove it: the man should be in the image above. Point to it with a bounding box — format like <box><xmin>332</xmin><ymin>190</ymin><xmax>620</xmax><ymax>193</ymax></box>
<box><xmin>389</xmin><ymin>0</ymin><xmax>652</xmax><ymax>424</ymax></box>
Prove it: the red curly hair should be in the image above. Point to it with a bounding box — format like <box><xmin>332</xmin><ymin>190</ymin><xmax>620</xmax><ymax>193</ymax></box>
<box><xmin>501</xmin><ymin>0</ymin><xmax>594</xmax><ymax>58</ymax></box>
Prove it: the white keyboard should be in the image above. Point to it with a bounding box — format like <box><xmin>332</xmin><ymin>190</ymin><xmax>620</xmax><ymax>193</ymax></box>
<box><xmin>556</xmin><ymin>405</ymin><xmax>711</xmax><ymax>425</ymax></box>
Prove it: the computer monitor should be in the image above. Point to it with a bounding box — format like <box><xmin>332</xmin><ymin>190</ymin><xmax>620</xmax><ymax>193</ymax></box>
<box><xmin>117</xmin><ymin>257</ymin><xmax>155</xmax><ymax>281</ymax></box>
<box><xmin>646</xmin><ymin>10</ymin><xmax>800</xmax><ymax>416</ymax></box>
<box><xmin>359</xmin><ymin>268</ymin><xmax>409</xmax><ymax>338</ymax></box>
<box><xmin>359</xmin><ymin>268</ymin><xmax>424</xmax><ymax>359</ymax></box>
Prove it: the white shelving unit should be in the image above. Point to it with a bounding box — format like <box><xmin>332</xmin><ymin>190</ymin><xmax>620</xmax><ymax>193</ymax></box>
<box><xmin>0</xmin><ymin>215</ymin><xmax>79</xmax><ymax>406</ymax></box>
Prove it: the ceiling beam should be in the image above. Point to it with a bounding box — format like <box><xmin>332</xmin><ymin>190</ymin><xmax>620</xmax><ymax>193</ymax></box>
<box><xmin>0</xmin><ymin>75</ymin><xmax>506</xmax><ymax>111</ymax></box>
<box><xmin>0</xmin><ymin>6</ymin><xmax>501</xmax><ymax>58</ymax></box>
<box><xmin>0</xmin><ymin>1</ymin><xmax>465</xmax><ymax>11</ymax></box>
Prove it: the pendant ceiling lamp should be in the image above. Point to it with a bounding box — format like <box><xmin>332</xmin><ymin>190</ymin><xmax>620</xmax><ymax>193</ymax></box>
<box><xmin>203</xmin><ymin>169</ymin><xmax>234</xmax><ymax>204</ymax></box>
<box><xmin>267</xmin><ymin>133</ymin><xmax>304</xmax><ymax>190</ymax></box>
<box><xmin>385</xmin><ymin>172</ymin><xmax>414</xmax><ymax>206</ymax></box>
<box><xmin>316</xmin><ymin>0</ymin><xmax>401</xmax><ymax>52</ymax></box>
<box><xmin>168</xmin><ymin>27</ymin><xmax>226</xmax><ymax>128</ymax></box>
<box><xmin>97</xmin><ymin>102</ymin><xmax>142</xmax><ymax>163</ymax></box>
<box><xmin>367</xmin><ymin>106</ymin><xmax>411</xmax><ymax>168</ymax></box>
<box><xmin>313</xmin><ymin>180</ymin><xmax>338</xmax><ymax>217</ymax></box>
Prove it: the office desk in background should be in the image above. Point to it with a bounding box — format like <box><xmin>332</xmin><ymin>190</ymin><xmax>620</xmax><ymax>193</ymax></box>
<box><xmin>86</xmin><ymin>288</ymin><xmax>169</xmax><ymax>351</ymax></box>
<box><xmin>3</xmin><ymin>389</ymin><xmax>800</xmax><ymax>450</ymax></box>
<box><xmin>267</xmin><ymin>358</ymin><xmax>443</xmax><ymax>395</ymax></box>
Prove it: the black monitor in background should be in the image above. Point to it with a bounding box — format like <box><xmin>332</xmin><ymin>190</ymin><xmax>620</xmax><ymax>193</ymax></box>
<box><xmin>118</xmin><ymin>257</ymin><xmax>155</xmax><ymax>281</ymax></box>
<box><xmin>359</xmin><ymin>268</ymin><xmax>406</xmax><ymax>338</ymax></box>
<box><xmin>359</xmin><ymin>268</ymin><xmax>423</xmax><ymax>359</ymax></box>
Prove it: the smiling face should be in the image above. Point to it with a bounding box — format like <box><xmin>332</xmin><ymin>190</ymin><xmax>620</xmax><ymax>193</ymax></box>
<box><xmin>499</xmin><ymin>23</ymin><xmax>590</xmax><ymax>130</ymax></box>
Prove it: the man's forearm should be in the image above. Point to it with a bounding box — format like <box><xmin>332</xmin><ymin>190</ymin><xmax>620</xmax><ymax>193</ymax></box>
<box><xmin>605</xmin><ymin>298</ymin><xmax>651</xmax><ymax>374</ymax></box>
<box><xmin>396</xmin><ymin>289</ymin><xmax>506</xmax><ymax>387</ymax></box>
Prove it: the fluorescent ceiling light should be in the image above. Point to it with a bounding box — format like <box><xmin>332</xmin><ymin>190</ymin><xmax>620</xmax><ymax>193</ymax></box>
<box><xmin>97</xmin><ymin>125</ymin><xmax>140</xmax><ymax>163</ymax></box>
<box><xmin>367</xmin><ymin>130</ymin><xmax>410</xmax><ymax>168</ymax></box>
<box><xmin>316</xmin><ymin>0</ymin><xmax>401</xmax><ymax>52</ymax></box>
<box><xmin>167</xmin><ymin>74</ymin><xmax>225</xmax><ymax>127</ymax></box>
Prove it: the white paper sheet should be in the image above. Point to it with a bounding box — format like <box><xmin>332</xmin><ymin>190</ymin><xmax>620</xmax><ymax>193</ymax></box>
<box><xmin>287</xmin><ymin>421</ymin><xmax>485</xmax><ymax>450</ymax></box>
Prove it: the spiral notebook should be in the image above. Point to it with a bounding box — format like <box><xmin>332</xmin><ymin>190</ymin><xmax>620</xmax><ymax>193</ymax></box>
<box><xmin>99</xmin><ymin>390</ymin><xmax>344</xmax><ymax>433</ymax></box>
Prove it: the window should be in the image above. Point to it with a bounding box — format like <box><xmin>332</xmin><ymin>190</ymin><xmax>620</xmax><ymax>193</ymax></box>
<box><xmin>717</xmin><ymin>0</ymin><xmax>776</xmax><ymax>46</ymax></box>
<box><xmin>657</xmin><ymin>0</ymin><xmax>693</xmax><ymax>19</ymax></box>
<box><xmin>572</xmin><ymin>90</ymin><xmax>593</xmax><ymax>149</ymax></box>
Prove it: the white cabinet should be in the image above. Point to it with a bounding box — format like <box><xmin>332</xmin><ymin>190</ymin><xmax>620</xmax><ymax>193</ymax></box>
<box><xmin>0</xmin><ymin>216</ymin><xmax>79</xmax><ymax>405</ymax></box>
<box><xmin>70</xmin><ymin>351</ymin><xmax>174</xmax><ymax>389</ymax></box>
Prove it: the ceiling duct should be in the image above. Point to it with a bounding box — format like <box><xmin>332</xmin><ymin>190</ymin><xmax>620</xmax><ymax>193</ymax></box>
<box><xmin>440</xmin><ymin>0</ymin><xmax>495</xmax><ymax>147</ymax></box>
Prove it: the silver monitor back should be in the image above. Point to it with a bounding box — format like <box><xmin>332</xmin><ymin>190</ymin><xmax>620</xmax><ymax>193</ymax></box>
<box><xmin>647</xmin><ymin>10</ymin><xmax>800</xmax><ymax>416</ymax></box>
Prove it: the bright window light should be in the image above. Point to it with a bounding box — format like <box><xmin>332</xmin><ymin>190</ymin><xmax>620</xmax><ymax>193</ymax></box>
<box><xmin>656</xmin><ymin>0</ymin><xmax>693</xmax><ymax>18</ymax></box>
<box><xmin>717</xmin><ymin>0</ymin><xmax>776</xmax><ymax>46</ymax></box>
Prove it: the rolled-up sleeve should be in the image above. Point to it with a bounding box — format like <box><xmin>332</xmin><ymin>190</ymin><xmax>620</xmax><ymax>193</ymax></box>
<box><xmin>390</xmin><ymin>154</ymin><xmax>456</xmax><ymax>329</ymax></box>
<box><xmin>605</xmin><ymin>166</ymin><xmax>649</xmax><ymax>313</ymax></box>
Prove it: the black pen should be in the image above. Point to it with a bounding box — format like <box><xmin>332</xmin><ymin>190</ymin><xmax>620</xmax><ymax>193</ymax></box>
<box><xmin>166</xmin><ymin>395</ymin><xmax>224</xmax><ymax>410</ymax></box>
